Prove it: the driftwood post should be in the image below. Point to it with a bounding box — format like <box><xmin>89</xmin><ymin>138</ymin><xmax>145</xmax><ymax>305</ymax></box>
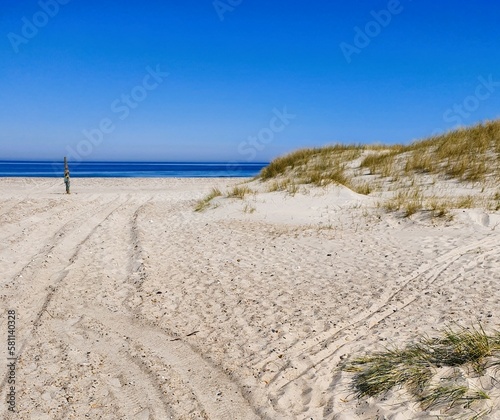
<box><xmin>64</xmin><ymin>157</ymin><xmax>70</xmax><ymax>194</ymax></box>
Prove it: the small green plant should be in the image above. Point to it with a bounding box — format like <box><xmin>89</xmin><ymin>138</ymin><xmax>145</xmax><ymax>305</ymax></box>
<box><xmin>194</xmin><ymin>187</ymin><xmax>222</xmax><ymax>212</ymax></box>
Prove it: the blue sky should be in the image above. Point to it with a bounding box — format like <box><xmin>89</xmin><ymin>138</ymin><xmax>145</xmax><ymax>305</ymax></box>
<box><xmin>1</xmin><ymin>0</ymin><xmax>500</xmax><ymax>162</ymax></box>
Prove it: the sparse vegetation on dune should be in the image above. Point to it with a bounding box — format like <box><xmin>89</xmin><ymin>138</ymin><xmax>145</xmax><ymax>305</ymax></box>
<box><xmin>260</xmin><ymin>145</ymin><xmax>363</xmax><ymax>191</ymax></box>
<box><xmin>258</xmin><ymin>120</ymin><xmax>500</xmax><ymax>216</ymax></box>
<box><xmin>195</xmin><ymin>120</ymin><xmax>500</xmax><ymax>214</ymax></box>
<box><xmin>260</xmin><ymin>145</ymin><xmax>362</xmax><ymax>181</ymax></box>
<box><xmin>362</xmin><ymin>120</ymin><xmax>500</xmax><ymax>182</ymax></box>
<box><xmin>227</xmin><ymin>185</ymin><xmax>253</xmax><ymax>199</ymax></box>
<box><xmin>194</xmin><ymin>187</ymin><xmax>222</xmax><ymax>212</ymax></box>
<box><xmin>194</xmin><ymin>185</ymin><xmax>255</xmax><ymax>211</ymax></box>
<box><xmin>342</xmin><ymin>325</ymin><xmax>500</xmax><ymax>414</ymax></box>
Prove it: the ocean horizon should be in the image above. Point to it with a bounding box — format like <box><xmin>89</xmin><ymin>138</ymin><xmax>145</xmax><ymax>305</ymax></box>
<box><xmin>0</xmin><ymin>161</ymin><xmax>268</xmax><ymax>178</ymax></box>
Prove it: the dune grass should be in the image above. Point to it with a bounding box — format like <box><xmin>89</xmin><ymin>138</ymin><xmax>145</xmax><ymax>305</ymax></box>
<box><xmin>419</xmin><ymin>386</ymin><xmax>489</xmax><ymax>411</ymax></box>
<box><xmin>267</xmin><ymin>178</ymin><xmax>299</xmax><ymax>195</ymax></box>
<box><xmin>195</xmin><ymin>121</ymin><xmax>500</xmax><ymax>215</ymax></box>
<box><xmin>259</xmin><ymin>120</ymin><xmax>500</xmax><ymax>187</ymax></box>
<box><xmin>227</xmin><ymin>185</ymin><xmax>253</xmax><ymax>199</ymax></box>
<box><xmin>260</xmin><ymin>145</ymin><xmax>362</xmax><ymax>181</ymax></box>
<box><xmin>194</xmin><ymin>185</ymin><xmax>255</xmax><ymax>211</ymax></box>
<box><xmin>194</xmin><ymin>187</ymin><xmax>222</xmax><ymax>212</ymax></box>
<box><xmin>492</xmin><ymin>191</ymin><xmax>500</xmax><ymax>211</ymax></box>
<box><xmin>260</xmin><ymin>145</ymin><xmax>363</xmax><ymax>190</ymax></box>
<box><xmin>361</xmin><ymin>120</ymin><xmax>500</xmax><ymax>182</ymax></box>
<box><xmin>257</xmin><ymin>119</ymin><xmax>500</xmax><ymax>216</ymax></box>
<box><xmin>342</xmin><ymin>325</ymin><xmax>500</xmax><ymax>411</ymax></box>
<box><xmin>382</xmin><ymin>188</ymin><xmax>424</xmax><ymax>217</ymax></box>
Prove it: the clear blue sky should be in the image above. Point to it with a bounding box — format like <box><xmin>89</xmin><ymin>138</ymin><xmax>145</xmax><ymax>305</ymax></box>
<box><xmin>1</xmin><ymin>0</ymin><xmax>500</xmax><ymax>162</ymax></box>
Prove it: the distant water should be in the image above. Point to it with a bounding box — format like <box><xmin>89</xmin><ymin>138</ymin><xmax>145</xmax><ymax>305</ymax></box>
<box><xmin>0</xmin><ymin>161</ymin><xmax>268</xmax><ymax>178</ymax></box>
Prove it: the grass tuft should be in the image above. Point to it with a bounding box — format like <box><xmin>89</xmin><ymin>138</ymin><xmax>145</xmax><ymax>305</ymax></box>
<box><xmin>342</xmin><ymin>325</ymin><xmax>500</xmax><ymax>412</ymax></box>
<box><xmin>194</xmin><ymin>187</ymin><xmax>222</xmax><ymax>212</ymax></box>
<box><xmin>418</xmin><ymin>386</ymin><xmax>489</xmax><ymax>410</ymax></box>
<box><xmin>227</xmin><ymin>185</ymin><xmax>253</xmax><ymax>199</ymax></box>
<box><xmin>383</xmin><ymin>188</ymin><xmax>423</xmax><ymax>217</ymax></box>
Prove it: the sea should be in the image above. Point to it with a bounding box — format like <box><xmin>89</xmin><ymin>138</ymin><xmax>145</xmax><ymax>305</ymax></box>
<box><xmin>0</xmin><ymin>161</ymin><xmax>268</xmax><ymax>178</ymax></box>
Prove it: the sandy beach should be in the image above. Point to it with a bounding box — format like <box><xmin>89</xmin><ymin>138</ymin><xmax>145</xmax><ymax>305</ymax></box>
<box><xmin>1</xmin><ymin>177</ymin><xmax>499</xmax><ymax>419</ymax></box>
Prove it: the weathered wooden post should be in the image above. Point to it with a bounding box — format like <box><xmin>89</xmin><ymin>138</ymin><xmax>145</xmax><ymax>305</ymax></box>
<box><xmin>64</xmin><ymin>157</ymin><xmax>71</xmax><ymax>194</ymax></box>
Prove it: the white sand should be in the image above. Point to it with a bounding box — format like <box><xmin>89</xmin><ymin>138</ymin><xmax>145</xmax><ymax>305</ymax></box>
<box><xmin>0</xmin><ymin>177</ymin><xmax>499</xmax><ymax>419</ymax></box>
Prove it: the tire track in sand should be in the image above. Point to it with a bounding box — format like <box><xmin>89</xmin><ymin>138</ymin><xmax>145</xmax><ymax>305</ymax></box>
<box><xmin>76</xmin><ymin>304</ymin><xmax>259</xmax><ymax>420</ymax></box>
<box><xmin>260</xmin><ymin>234</ymin><xmax>500</xmax><ymax>415</ymax></box>
<box><xmin>7</xmin><ymin>198</ymin><xmax>259</xmax><ymax>419</ymax></box>
<box><xmin>0</xmin><ymin>195</ymin><xmax>101</xmax><ymax>244</ymax></box>
<box><xmin>114</xmin><ymin>201</ymin><xmax>260</xmax><ymax>419</ymax></box>
<box><xmin>1</xmin><ymin>195</ymin><xmax>117</xmax><ymax>289</ymax></box>
<box><xmin>0</xmin><ymin>196</ymin><xmax>132</xmax><ymax>402</ymax></box>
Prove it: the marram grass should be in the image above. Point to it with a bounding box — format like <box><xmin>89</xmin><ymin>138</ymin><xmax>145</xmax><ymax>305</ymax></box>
<box><xmin>194</xmin><ymin>187</ymin><xmax>222</xmax><ymax>212</ymax></box>
<box><xmin>257</xmin><ymin>119</ymin><xmax>500</xmax><ymax>216</ymax></box>
<box><xmin>341</xmin><ymin>325</ymin><xmax>500</xmax><ymax>412</ymax></box>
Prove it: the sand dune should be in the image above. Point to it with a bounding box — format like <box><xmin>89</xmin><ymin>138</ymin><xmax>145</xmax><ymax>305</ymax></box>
<box><xmin>1</xmin><ymin>178</ymin><xmax>499</xmax><ymax>419</ymax></box>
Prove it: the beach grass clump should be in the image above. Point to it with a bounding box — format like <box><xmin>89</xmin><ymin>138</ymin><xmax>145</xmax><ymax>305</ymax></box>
<box><xmin>418</xmin><ymin>386</ymin><xmax>489</xmax><ymax>411</ymax></box>
<box><xmin>227</xmin><ymin>185</ymin><xmax>253</xmax><ymax>199</ymax></box>
<box><xmin>267</xmin><ymin>178</ymin><xmax>297</xmax><ymax>193</ymax></box>
<box><xmin>454</xmin><ymin>195</ymin><xmax>476</xmax><ymax>209</ymax></box>
<box><xmin>255</xmin><ymin>119</ymin><xmax>500</xmax><ymax>215</ymax></box>
<box><xmin>382</xmin><ymin>191</ymin><xmax>481</xmax><ymax>218</ymax></box>
<box><xmin>419</xmin><ymin>327</ymin><xmax>498</xmax><ymax>370</ymax></box>
<box><xmin>352</xmin><ymin>181</ymin><xmax>372</xmax><ymax>195</ymax></box>
<box><xmin>382</xmin><ymin>188</ymin><xmax>424</xmax><ymax>217</ymax></box>
<box><xmin>404</xmin><ymin>150</ymin><xmax>435</xmax><ymax>174</ymax></box>
<box><xmin>360</xmin><ymin>120</ymin><xmax>500</xmax><ymax>183</ymax></box>
<box><xmin>489</xmin><ymin>191</ymin><xmax>500</xmax><ymax>211</ymax></box>
<box><xmin>260</xmin><ymin>144</ymin><xmax>363</xmax><ymax>183</ymax></box>
<box><xmin>342</xmin><ymin>325</ymin><xmax>500</xmax><ymax>411</ymax></box>
<box><xmin>243</xmin><ymin>203</ymin><xmax>256</xmax><ymax>213</ymax></box>
<box><xmin>260</xmin><ymin>148</ymin><xmax>322</xmax><ymax>180</ymax></box>
<box><xmin>360</xmin><ymin>150</ymin><xmax>400</xmax><ymax>178</ymax></box>
<box><xmin>303</xmin><ymin>167</ymin><xmax>350</xmax><ymax>187</ymax></box>
<box><xmin>427</xmin><ymin>197</ymin><xmax>450</xmax><ymax>218</ymax></box>
<box><xmin>344</xmin><ymin>347</ymin><xmax>433</xmax><ymax>398</ymax></box>
<box><xmin>194</xmin><ymin>187</ymin><xmax>222</xmax><ymax>212</ymax></box>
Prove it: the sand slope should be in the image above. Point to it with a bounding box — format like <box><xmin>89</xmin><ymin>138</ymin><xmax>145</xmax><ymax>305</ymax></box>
<box><xmin>0</xmin><ymin>178</ymin><xmax>499</xmax><ymax>419</ymax></box>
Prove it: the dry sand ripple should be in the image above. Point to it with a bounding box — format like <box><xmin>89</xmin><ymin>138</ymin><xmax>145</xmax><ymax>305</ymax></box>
<box><xmin>0</xmin><ymin>178</ymin><xmax>499</xmax><ymax>419</ymax></box>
